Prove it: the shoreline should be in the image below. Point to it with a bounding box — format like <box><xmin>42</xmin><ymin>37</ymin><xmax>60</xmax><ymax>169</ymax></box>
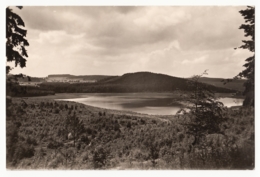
<box><xmin>13</xmin><ymin>97</ymin><xmax>175</xmax><ymax>121</ymax></box>
<box><xmin>15</xmin><ymin>92</ymin><xmax>244</xmax><ymax>117</ymax></box>
<box><xmin>15</xmin><ymin>91</ymin><xmax>245</xmax><ymax>99</ymax></box>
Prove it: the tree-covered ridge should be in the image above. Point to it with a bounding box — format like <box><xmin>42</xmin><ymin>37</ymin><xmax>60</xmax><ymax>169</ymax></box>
<box><xmin>198</xmin><ymin>77</ymin><xmax>245</xmax><ymax>92</ymax></box>
<box><xmin>38</xmin><ymin>72</ymin><xmax>237</xmax><ymax>94</ymax></box>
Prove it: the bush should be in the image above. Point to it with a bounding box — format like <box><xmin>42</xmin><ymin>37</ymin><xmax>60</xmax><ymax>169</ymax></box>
<box><xmin>86</xmin><ymin>127</ymin><xmax>92</xmax><ymax>135</ymax></box>
<box><xmin>177</xmin><ymin>132</ymin><xmax>185</xmax><ymax>143</ymax></box>
<box><xmin>6</xmin><ymin>123</ymin><xmax>19</xmax><ymax>163</ymax></box>
<box><xmin>114</xmin><ymin>124</ymin><xmax>120</xmax><ymax>131</ymax></box>
<box><xmin>54</xmin><ymin>108</ymin><xmax>60</xmax><ymax>114</ymax></box>
<box><xmin>13</xmin><ymin>143</ymin><xmax>35</xmax><ymax>161</ymax></box>
<box><xmin>47</xmin><ymin>141</ymin><xmax>63</xmax><ymax>149</ymax></box>
<box><xmin>26</xmin><ymin>136</ymin><xmax>38</xmax><ymax>146</ymax></box>
<box><xmin>80</xmin><ymin>134</ymin><xmax>90</xmax><ymax>144</ymax></box>
<box><xmin>127</xmin><ymin>122</ymin><xmax>132</xmax><ymax>129</ymax></box>
<box><xmin>91</xmin><ymin>146</ymin><xmax>110</xmax><ymax>169</ymax></box>
<box><xmin>140</xmin><ymin>119</ymin><xmax>146</xmax><ymax>124</ymax></box>
<box><xmin>59</xmin><ymin>104</ymin><xmax>64</xmax><ymax>110</ymax></box>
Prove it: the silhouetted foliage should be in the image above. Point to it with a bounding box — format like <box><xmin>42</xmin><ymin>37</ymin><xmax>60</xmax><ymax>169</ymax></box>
<box><xmin>6</xmin><ymin>6</ymin><xmax>30</xmax><ymax>97</ymax></box>
<box><xmin>47</xmin><ymin>140</ymin><xmax>63</xmax><ymax>149</ymax></box>
<box><xmin>92</xmin><ymin>146</ymin><xmax>110</xmax><ymax>169</ymax></box>
<box><xmin>235</xmin><ymin>6</ymin><xmax>255</xmax><ymax>106</ymax></box>
<box><xmin>178</xmin><ymin>71</ymin><xmax>226</xmax><ymax>145</ymax></box>
<box><xmin>65</xmin><ymin>113</ymin><xmax>85</xmax><ymax>147</ymax></box>
<box><xmin>6</xmin><ymin>6</ymin><xmax>29</xmax><ymax>70</ymax></box>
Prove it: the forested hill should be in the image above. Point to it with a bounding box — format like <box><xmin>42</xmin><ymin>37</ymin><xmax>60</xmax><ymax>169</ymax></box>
<box><xmin>98</xmin><ymin>72</ymin><xmax>189</xmax><ymax>91</ymax></box>
<box><xmin>39</xmin><ymin>72</ymin><xmax>237</xmax><ymax>93</ymax></box>
<box><xmin>198</xmin><ymin>77</ymin><xmax>245</xmax><ymax>92</ymax></box>
<box><xmin>97</xmin><ymin>72</ymin><xmax>236</xmax><ymax>93</ymax></box>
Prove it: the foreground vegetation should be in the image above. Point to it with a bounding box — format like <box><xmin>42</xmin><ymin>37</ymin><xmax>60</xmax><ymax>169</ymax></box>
<box><xmin>6</xmin><ymin>97</ymin><xmax>254</xmax><ymax>169</ymax></box>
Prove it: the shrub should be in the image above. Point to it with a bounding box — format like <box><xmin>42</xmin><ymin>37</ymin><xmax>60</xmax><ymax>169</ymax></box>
<box><xmin>140</xmin><ymin>119</ymin><xmax>146</xmax><ymax>125</ymax></box>
<box><xmin>91</xmin><ymin>146</ymin><xmax>110</xmax><ymax>169</ymax></box>
<box><xmin>177</xmin><ymin>132</ymin><xmax>185</xmax><ymax>143</ymax></box>
<box><xmin>47</xmin><ymin>141</ymin><xmax>63</xmax><ymax>149</ymax></box>
<box><xmin>80</xmin><ymin>134</ymin><xmax>90</xmax><ymax>144</ymax></box>
<box><xmin>40</xmin><ymin>102</ymin><xmax>45</xmax><ymax>108</ymax></box>
<box><xmin>114</xmin><ymin>124</ymin><xmax>120</xmax><ymax>131</ymax></box>
<box><xmin>6</xmin><ymin>123</ymin><xmax>19</xmax><ymax>163</ymax></box>
<box><xmin>127</xmin><ymin>122</ymin><xmax>132</xmax><ymax>129</ymax></box>
<box><xmin>86</xmin><ymin>127</ymin><xmax>92</xmax><ymax>135</ymax></box>
<box><xmin>26</xmin><ymin>136</ymin><xmax>38</xmax><ymax>146</ymax></box>
<box><xmin>65</xmin><ymin>114</ymin><xmax>85</xmax><ymax>147</ymax></box>
<box><xmin>54</xmin><ymin>108</ymin><xmax>60</xmax><ymax>114</ymax></box>
<box><xmin>59</xmin><ymin>104</ymin><xmax>64</xmax><ymax>110</ymax></box>
<box><xmin>13</xmin><ymin>143</ymin><xmax>35</xmax><ymax>161</ymax></box>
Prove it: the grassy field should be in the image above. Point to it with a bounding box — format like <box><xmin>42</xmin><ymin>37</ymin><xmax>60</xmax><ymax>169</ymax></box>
<box><xmin>6</xmin><ymin>97</ymin><xmax>254</xmax><ymax>169</ymax></box>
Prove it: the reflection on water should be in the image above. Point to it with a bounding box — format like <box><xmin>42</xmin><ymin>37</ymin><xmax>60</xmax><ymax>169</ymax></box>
<box><xmin>219</xmin><ymin>97</ymin><xmax>244</xmax><ymax>107</ymax></box>
<box><xmin>56</xmin><ymin>93</ymin><xmax>244</xmax><ymax>115</ymax></box>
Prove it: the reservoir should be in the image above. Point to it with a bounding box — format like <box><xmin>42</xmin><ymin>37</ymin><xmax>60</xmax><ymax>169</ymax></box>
<box><xmin>49</xmin><ymin>93</ymin><xmax>244</xmax><ymax>115</ymax></box>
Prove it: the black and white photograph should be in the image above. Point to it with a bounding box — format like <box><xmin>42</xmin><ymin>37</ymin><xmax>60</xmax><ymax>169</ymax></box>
<box><xmin>5</xmin><ymin>2</ymin><xmax>255</xmax><ymax>171</ymax></box>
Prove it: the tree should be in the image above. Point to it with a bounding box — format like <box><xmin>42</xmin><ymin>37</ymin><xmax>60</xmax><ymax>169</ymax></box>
<box><xmin>6</xmin><ymin>6</ymin><xmax>30</xmax><ymax>96</ymax></box>
<box><xmin>91</xmin><ymin>146</ymin><xmax>110</xmax><ymax>169</ymax></box>
<box><xmin>6</xmin><ymin>6</ymin><xmax>29</xmax><ymax>72</ymax></box>
<box><xmin>178</xmin><ymin>71</ymin><xmax>226</xmax><ymax>146</ymax></box>
<box><xmin>65</xmin><ymin>113</ymin><xmax>85</xmax><ymax>147</ymax></box>
<box><xmin>235</xmin><ymin>6</ymin><xmax>255</xmax><ymax>106</ymax></box>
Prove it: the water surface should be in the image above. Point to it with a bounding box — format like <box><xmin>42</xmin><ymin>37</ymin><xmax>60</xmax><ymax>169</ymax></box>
<box><xmin>55</xmin><ymin>93</ymin><xmax>244</xmax><ymax>115</ymax></box>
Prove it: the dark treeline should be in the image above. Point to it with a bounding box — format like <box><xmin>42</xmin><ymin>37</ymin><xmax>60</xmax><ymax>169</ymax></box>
<box><xmin>39</xmin><ymin>72</ymin><xmax>237</xmax><ymax>94</ymax></box>
<box><xmin>7</xmin><ymin>84</ymin><xmax>55</xmax><ymax>97</ymax></box>
<box><xmin>39</xmin><ymin>82</ymin><xmax>235</xmax><ymax>94</ymax></box>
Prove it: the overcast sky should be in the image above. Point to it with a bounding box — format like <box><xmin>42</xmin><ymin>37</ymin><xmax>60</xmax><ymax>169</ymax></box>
<box><xmin>9</xmin><ymin>6</ymin><xmax>252</xmax><ymax>78</ymax></box>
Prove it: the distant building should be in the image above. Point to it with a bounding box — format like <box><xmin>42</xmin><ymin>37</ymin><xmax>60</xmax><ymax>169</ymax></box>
<box><xmin>18</xmin><ymin>82</ymin><xmax>41</xmax><ymax>87</ymax></box>
<box><xmin>45</xmin><ymin>75</ymin><xmax>97</xmax><ymax>83</ymax></box>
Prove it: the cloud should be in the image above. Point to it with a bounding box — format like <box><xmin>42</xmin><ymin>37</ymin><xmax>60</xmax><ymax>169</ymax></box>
<box><xmin>182</xmin><ymin>55</ymin><xmax>208</xmax><ymax>64</ymax></box>
<box><xmin>175</xmin><ymin>6</ymin><xmax>246</xmax><ymax>51</ymax></box>
<box><xmin>133</xmin><ymin>7</ymin><xmax>191</xmax><ymax>31</ymax></box>
<box><xmin>9</xmin><ymin>6</ymin><xmax>251</xmax><ymax>78</ymax></box>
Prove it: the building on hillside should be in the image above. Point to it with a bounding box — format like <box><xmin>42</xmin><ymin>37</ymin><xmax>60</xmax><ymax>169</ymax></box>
<box><xmin>18</xmin><ymin>82</ymin><xmax>41</xmax><ymax>87</ymax></box>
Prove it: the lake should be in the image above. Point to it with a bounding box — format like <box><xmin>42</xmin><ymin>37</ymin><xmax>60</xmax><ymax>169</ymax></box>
<box><xmin>53</xmin><ymin>93</ymin><xmax>244</xmax><ymax>115</ymax></box>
